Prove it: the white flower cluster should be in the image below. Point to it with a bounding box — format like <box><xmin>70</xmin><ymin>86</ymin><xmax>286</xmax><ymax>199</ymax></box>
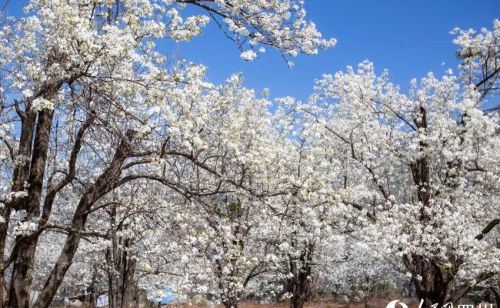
<box><xmin>31</xmin><ymin>97</ymin><xmax>54</xmax><ymax>111</ymax></box>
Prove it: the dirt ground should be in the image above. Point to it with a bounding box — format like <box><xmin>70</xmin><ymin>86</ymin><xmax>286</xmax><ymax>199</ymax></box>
<box><xmin>50</xmin><ymin>298</ymin><xmax>423</xmax><ymax>308</ymax></box>
<box><xmin>164</xmin><ymin>298</ymin><xmax>422</xmax><ymax>308</ymax></box>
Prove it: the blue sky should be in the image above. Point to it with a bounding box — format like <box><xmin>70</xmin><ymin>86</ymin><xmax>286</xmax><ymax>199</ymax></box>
<box><xmin>5</xmin><ymin>1</ymin><xmax>500</xmax><ymax>107</ymax></box>
<box><xmin>175</xmin><ymin>1</ymin><xmax>499</xmax><ymax>107</ymax></box>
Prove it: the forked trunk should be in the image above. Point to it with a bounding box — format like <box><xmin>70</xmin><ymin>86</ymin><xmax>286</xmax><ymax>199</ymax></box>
<box><xmin>33</xmin><ymin>133</ymin><xmax>134</xmax><ymax>308</ymax></box>
<box><xmin>405</xmin><ymin>255</ymin><xmax>452</xmax><ymax>308</ymax></box>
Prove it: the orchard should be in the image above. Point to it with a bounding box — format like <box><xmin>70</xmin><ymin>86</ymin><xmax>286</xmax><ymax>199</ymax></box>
<box><xmin>0</xmin><ymin>1</ymin><xmax>498</xmax><ymax>308</ymax></box>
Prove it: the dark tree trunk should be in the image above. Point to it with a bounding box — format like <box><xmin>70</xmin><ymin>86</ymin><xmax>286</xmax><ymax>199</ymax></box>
<box><xmin>288</xmin><ymin>243</ymin><xmax>314</xmax><ymax>308</ymax></box>
<box><xmin>490</xmin><ymin>286</ymin><xmax>500</xmax><ymax>308</ymax></box>
<box><xmin>33</xmin><ymin>133</ymin><xmax>134</xmax><ymax>308</ymax></box>
<box><xmin>289</xmin><ymin>264</ymin><xmax>312</xmax><ymax>308</ymax></box>
<box><xmin>105</xmin><ymin>204</ymin><xmax>138</xmax><ymax>308</ymax></box>
<box><xmin>8</xmin><ymin>110</ymin><xmax>54</xmax><ymax>308</ymax></box>
<box><xmin>223</xmin><ymin>298</ymin><xmax>239</xmax><ymax>308</ymax></box>
<box><xmin>1</xmin><ymin>108</ymin><xmax>36</xmax><ymax>307</ymax></box>
<box><xmin>107</xmin><ymin>206</ymin><xmax>118</xmax><ymax>308</ymax></box>
<box><xmin>407</xmin><ymin>106</ymin><xmax>450</xmax><ymax>308</ymax></box>
<box><xmin>120</xmin><ymin>239</ymin><xmax>137</xmax><ymax>308</ymax></box>
<box><xmin>0</xmin><ymin>206</ymin><xmax>11</xmax><ymax>307</ymax></box>
<box><xmin>404</xmin><ymin>255</ymin><xmax>452</xmax><ymax>308</ymax></box>
<box><xmin>85</xmin><ymin>269</ymin><xmax>98</xmax><ymax>308</ymax></box>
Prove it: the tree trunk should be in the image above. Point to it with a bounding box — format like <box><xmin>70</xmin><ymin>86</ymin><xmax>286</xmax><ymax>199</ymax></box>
<box><xmin>0</xmin><ymin>206</ymin><xmax>11</xmax><ymax>307</ymax></box>
<box><xmin>290</xmin><ymin>269</ymin><xmax>311</xmax><ymax>308</ymax></box>
<box><xmin>105</xmin><ymin>204</ymin><xmax>138</xmax><ymax>308</ymax></box>
<box><xmin>8</xmin><ymin>110</ymin><xmax>54</xmax><ymax>308</ymax></box>
<box><xmin>490</xmin><ymin>286</ymin><xmax>500</xmax><ymax>308</ymax></box>
<box><xmin>107</xmin><ymin>251</ymin><xmax>117</xmax><ymax>308</ymax></box>
<box><xmin>223</xmin><ymin>297</ymin><xmax>239</xmax><ymax>308</ymax></box>
<box><xmin>107</xmin><ymin>206</ymin><xmax>118</xmax><ymax>308</ymax></box>
<box><xmin>85</xmin><ymin>269</ymin><xmax>98</xmax><ymax>308</ymax></box>
<box><xmin>405</xmin><ymin>255</ymin><xmax>451</xmax><ymax>308</ymax></box>
<box><xmin>289</xmin><ymin>243</ymin><xmax>314</xmax><ymax>308</ymax></box>
<box><xmin>107</xmin><ymin>248</ymin><xmax>117</xmax><ymax>308</ymax></box>
<box><xmin>1</xmin><ymin>108</ymin><xmax>35</xmax><ymax>307</ymax></box>
<box><xmin>407</xmin><ymin>106</ymin><xmax>450</xmax><ymax>308</ymax></box>
<box><xmin>33</xmin><ymin>133</ymin><xmax>133</xmax><ymax>308</ymax></box>
<box><xmin>120</xmin><ymin>239</ymin><xmax>137</xmax><ymax>308</ymax></box>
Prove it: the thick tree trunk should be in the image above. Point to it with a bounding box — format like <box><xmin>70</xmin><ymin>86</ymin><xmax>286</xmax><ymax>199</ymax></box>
<box><xmin>289</xmin><ymin>265</ymin><xmax>311</xmax><ymax>308</ymax></box>
<box><xmin>107</xmin><ymin>250</ymin><xmax>117</xmax><ymax>308</ymax></box>
<box><xmin>8</xmin><ymin>110</ymin><xmax>54</xmax><ymax>308</ymax></box>
<box><xmin>407</xmin><ymin>106</ymin><xmax>450</xmax><ymax>308</ymax></box>
<box><xmin>120</xmin><ymin>239</ymin><xmax>137</xmax><ymax>308</ymax></box>
<box><xmin>10</xmin><ymin>108</ymin><xmax>37</xmax><ymax>195</ymax></box>
<box><xmin>289</xmin><ymin>243</ymin><xmax>314</xmax><ymax>308</ymax></box>
<box><xmin>107</xmin><ymin>262</ymin><xmax>117</xmax><ymax>308</ymax></box>
<box><xmin>404</xmin><ymin>255</ymin><xmax>451</xmax><ymax>308</ymax></box>
<box><xmin>0</xmin><ymin>207</ymin><xmax>11</xmax><ymax>307</ymax></box>
<box><xmin>1</xmin><ymin>107</ymin><xmax>36</xmax><ymax>306</ymax></box>
<box><xmin>223</xmin><ymin>298</ymin><xmax>239</xmax><ymax>308</ymax></box>
<box><xmin>491</xmin><ymin>286</ymin><xmax>500</xmax><ymax>308</ymax></box>
<box><xmin>404</xmin><ymin>255</ymin><xmax>494</xmax><ymax>307</ymax></box>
